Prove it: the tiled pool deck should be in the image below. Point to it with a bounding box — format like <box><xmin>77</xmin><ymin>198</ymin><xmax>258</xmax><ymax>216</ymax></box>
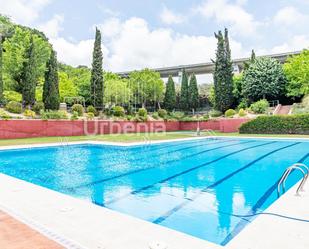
<box><xmin>0</xmin><ymin>137</ymin><xmax>308</xmax><ymax>249</ymax></box>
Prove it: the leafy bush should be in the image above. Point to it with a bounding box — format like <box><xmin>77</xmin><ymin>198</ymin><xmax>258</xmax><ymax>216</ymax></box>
<box><xmin>209</xmin><ymin>109</ymin><xmax>222</xmax><ymax>118</ymax></box>
<box><xmin>32</xmin><ymin>102</ymin><xmax>44</xmax><ymax>114</ymax></box>
<box><xmin>239</xmin><ymin>114</ymin><xmax>309</xmax><ymax>134</ymax></box>
<box><xmin>3</xmin><ymin>91</ymin><xmax>22</xmax><ymax>102</ymax></box>
<box><xmin>158</xmin><ymin>109</ymin><xmax>167</xmax><ymax>118</ymax></box>
<box><xmin>238</xmin><ymin>108</ymin><xmax>247</xmax><ymax>117</ymax></box>
<box><xmin>126</xmin><ymin>115</ymin><xmax>133</xmax><ymax>121</ymax></box>
<box><xmin>6</xmin><ymin>101</ymin><xmax>22</xmax><ymax>114</ymax></box>
<box><xmin>242</xmin><ymin>57</ymin><xmax>287</xmax><ymax>101</ymax></box>
<box><xmin>170</xmin><ymin>111</ymin><xmax>185</xmax><ymax>120</ymax></box>
<box><xmin>70</xmin><ymin>111</ymin><xmax>79</xmax><ymax>120</ymax></box>
<box><xmin>291</xmin><ymin>95</ymin><xmax>309</xmax><ymax>114</ymax></box>
<box><xmin>40</xmin><ymin>110</ymin><xmax>68</xmax><ymax>120</ymax></box>
<box><xmin>237</xmin><ymin>99</ymin><xmax>249</xmax><ymax>110</ymax></box>
<box><xmin>72</xmin><ymin>104</ymin><xmax>84</xmax><ymax>116</ymax></box>
<box><xmin>87</xmin><ymin>112</ymin><xmax>95</xmax><ymax>120</ymax></box>
<box><xmin>250</xmin><ymin>99</ymin><xmax>269</xmax><ymax>114</ymax></box>
<box><xmin>87</xmin><ymin>105</ymin><xmax>97</xmax><ymax>116</ymax></box>
<box><xmin>0</xmin><ymin>110</ymin><xmax>11</xmax><ymax>120</ymax></box>
<box><xmin>133</xmin><ymin>115</ymin><xmax>148</xmax><ymax>122</ymax></box>
<box><xmin>138</xmin><ymin>108</ymin><xmax>147</xmax><ymax>117</ymax></box>
<box><xmin>152</xmin><ymin>112</ymin><xmax>159</xmax><ymax>120</ymax></box>
<box><xmin>112</xmin><ymin>106</ymin><xmax>125</xmax><ymax>117</ymax></box>
<box><xmin>23</xmin><ymin>109</ymin><xmax>36</xmax><ymax>118</ymax></box>
<box><xmin>225</xmin><ymin>109</ymin><xmax>236</xmax><ymax>118</ymax></box>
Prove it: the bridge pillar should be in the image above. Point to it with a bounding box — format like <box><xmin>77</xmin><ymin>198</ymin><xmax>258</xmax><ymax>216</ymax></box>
<box><xmin>178</xmin><ymin>70</ymin><xmax>183</xmax><ymax>84</ymax></box>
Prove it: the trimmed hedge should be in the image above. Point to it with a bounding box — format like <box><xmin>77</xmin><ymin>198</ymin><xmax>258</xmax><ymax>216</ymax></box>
<box><xmin>239</xmin><ymin>114</ymin><xmax>309</xmax><ymax>134</ymax></box>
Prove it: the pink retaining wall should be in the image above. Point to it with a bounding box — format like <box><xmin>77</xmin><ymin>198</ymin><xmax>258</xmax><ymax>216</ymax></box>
<box><xmin>0</xmin><ymin>119</ymin><xmax>250</xmax><ymax>139</ymax></box>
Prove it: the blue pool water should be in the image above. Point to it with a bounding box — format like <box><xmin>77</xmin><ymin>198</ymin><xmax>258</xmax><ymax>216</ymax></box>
<box><xmin>0</xmin><ymin>138</ymin><xmax>308</xmax><ymax>245</ymax></box>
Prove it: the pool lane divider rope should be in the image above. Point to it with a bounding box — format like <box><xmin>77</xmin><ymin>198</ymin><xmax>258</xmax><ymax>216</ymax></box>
<box><xmin>220</xmin><ymin>146</ymin><xmax>307</xmax><ymax>246</ymax></box>
<box><xmin>102</xmin><ymin>141</ymin><xmax>276</xmax><ymax>206</ymax></box>
<box><xmin>152</xmin><ymin>142</ymin><xmax>300</xmax><ymax>225</ymax></box>
<box><xmin>70</xmin><ymin>140</ymin><xmax>248</xmax><ymax>191</ymax></box>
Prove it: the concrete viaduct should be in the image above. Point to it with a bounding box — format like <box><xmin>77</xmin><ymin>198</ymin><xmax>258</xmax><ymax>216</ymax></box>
<box><xmin>116</xmin><ymin>51</ymin><xmax>301</xmax><ymax>79</ymax></box>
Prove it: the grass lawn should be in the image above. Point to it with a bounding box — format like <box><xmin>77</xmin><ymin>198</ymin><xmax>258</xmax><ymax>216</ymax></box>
<box><xmin>0</xmin><ymin>131</ymin><xmax>309</xmax><ymax>147</ymax></box>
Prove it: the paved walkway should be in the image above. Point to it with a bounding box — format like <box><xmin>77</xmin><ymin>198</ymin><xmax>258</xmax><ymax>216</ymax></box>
<box><xmin>0</xmin><ymin>210</ymin><xmax>63</xmax><ymax>249</ymax></box>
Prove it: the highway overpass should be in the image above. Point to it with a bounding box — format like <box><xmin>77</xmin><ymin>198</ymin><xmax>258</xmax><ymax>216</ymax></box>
<box><xmin>117</xmin><ymin>51</ymin><xmax>301</xmax><ymax>78</ymax></box>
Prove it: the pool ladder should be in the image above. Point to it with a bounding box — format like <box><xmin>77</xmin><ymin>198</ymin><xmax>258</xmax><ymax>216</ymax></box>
<box><xmin>277</xmin><ymin>163</ymin><xmax>308</xmax><ymax>196</ymax></box>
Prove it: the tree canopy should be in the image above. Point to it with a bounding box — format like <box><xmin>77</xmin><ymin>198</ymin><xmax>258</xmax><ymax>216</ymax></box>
<box><xmin>242</xmin><ymin>57</ymin><xmax>287</xmax><ymax>101</ymax></box>
<box><xmin>284</xmin><ymin>49</ymin><xmax>309</xmax><ymax>98</ymax></box>
<box><xmin>90</xmin><ymin>27</ymin><xmax>104</xmax><ymax>108</ymax></box>
<box><xmin>163</xmin><ymin>75</ymin><xmax>176</xmax><ymax>111</ymax></box>
<box><xmin>213</xmin><ymin>29</ymin><xmax>234</xmax><ymax>112</ymax></box>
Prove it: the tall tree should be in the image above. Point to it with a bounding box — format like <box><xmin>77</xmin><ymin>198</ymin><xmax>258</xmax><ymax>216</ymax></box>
<box><xmin>90</xmin><ymin>27</ymin><xmax>104</xmax><ymax>108</ymax></box>
<box><xmin>213</xmin><ymin>29</ymin><xmax>234</xmax><ymax>112</ymax></box>
<box><xmin>21</xmin><ymin>36</ymin><xmax>36</xmax><ymax>106</ymax></box>
<box><xmin>163</xmin><ymin>75</ymin><xmax>176</xmax><ymax>111</ymax></box>
<box><xmin>188</xmin><ymin>73</ymin><xmax>199</xmax><ymax>111</ymax></box>
<box><xmin>43</xmin><ymin>49</ymin><xmax>59</xmax><ymax>110</ymax></box>
<box><xmin>244</xmin><ymin>49</ymin><xmax>256</xmax><ymax>70</ymax></box>
<box><xmin>179</xmin><ymin>69</ymin><xmax>189</xmax><ymax>111</ymax></box>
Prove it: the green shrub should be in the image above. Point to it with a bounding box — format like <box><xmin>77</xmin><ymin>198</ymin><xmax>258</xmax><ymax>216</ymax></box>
<box><xmin>32</xmin><ymin>102</ymin><xmax>44</xmax><ymax>114</ymax></box>
<box><xmin>237</xmin><ymin>99</ymin><xmax>249</xmax><ymax>110</ymax></box>
<box><xmin>6</xmin><ymin>101</ymin><xmax>22</xmax><ymax>114</ymax></box>
<box><xmin>134</xmin><ymin>114</ymin><xmax>148</xmax><ymax>122</ymax></box>
<box><xmin>152</xmin><ymin>112</ymin><xmax>159</xmax><ymax>120</ymax></box>
<box><xmin>0</xmin><ymin>110</ymin><xmax>11</xmax><ymax>120</ymax></box>
<box><xmin>238</xmin><ymin>108</ymin><xmax>247</xmax><ymax>117</ymax></box>
<box><xmin>72</xmin><ymin>104</ymin><xmax>84</xmax><ymax>116</ymax></box>
<box><xmin>70</xmin><ymin>111</ymin><xmax>79</xmax><ymax>120</ymax></box>
<box><xmin>225</xmin><ymin>109</ymin><xmax>236</xmax><ymax>118</ymax></box>
<box><xmin>250</xmin><ymin>99</ymin><xmax>269</xmax><ymax>114</ymax></box>
<box><xmin>158</xmin><ymin>109</ymin><xmax>167</xmax><ymax>118</ymax></box>
<box><xmin>23</xmin><ymin>109</ymin><xmax>36</xmax><ymax>118</ymax></box>
<box><xmin>112</xmin><ymin>106</ymin><xmax>125</xmax><ymax>117</ymax></box>
<box><xmin>3</xmin><ymin>91</ymin><xmax>22</xmax><ymax>102</ymax></box>
<box><xmin>40</xmin><ymin>110</ymin><xmax>68</xmax><ymax>120</ymax></box>
<box><xmin>87</xmin><ymin>112</ymin><xmax>95</xmax><ymax>120</ymax></box>
<box><xmin>239</xmin><ymin>114</ymin><xmax>309</xmax><ymax>134</ymax></box>
<box><xmin>138</xmin><ymin>108</ymin><xmax>147</xmax><ymax>117</ymax></box>
<box><xmin>87</xmin><ymin>105</ymin><xmax>97</xmax><ymax>116</ymax></box>
<box><xmin>209</xmin><ymin>109</ymin><xmax>222</xmax><ymax>118</ymax></box>
<box><xmin>126</xmin><ymin>115</ymin><xmax>133</xmax><ymax>121</ymax></box>
<box><xmin>170</xmin><ymin>111</ymin><xmax>185</xmax><ymax>120</ymax></box>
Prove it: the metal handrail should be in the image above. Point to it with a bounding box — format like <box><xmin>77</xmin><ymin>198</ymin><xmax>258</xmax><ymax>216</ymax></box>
<box><xmin>277</xmin><ymin>163</ymin><xmax>308</xmax><ymax>196</ymax></box>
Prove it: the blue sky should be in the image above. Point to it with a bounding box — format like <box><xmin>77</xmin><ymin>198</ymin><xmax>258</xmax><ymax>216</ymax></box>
<box><xmin>0</xmin><ymin>0</ymin><xmax>308</xmax><ymax>72</ymax></box>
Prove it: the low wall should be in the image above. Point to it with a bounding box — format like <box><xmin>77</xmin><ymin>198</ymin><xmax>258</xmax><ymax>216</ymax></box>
<box><xmin>0</xmin><ymin>118</ymin><xmax>251</xmax><ymax>139</ymax></box>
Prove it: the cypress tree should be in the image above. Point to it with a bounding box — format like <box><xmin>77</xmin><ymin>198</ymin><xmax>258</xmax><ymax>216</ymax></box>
<box><xmin>188</xmin><ymin>73</ymin><xmax>199</xmax><ymax>111</ymax></box>
<box><xmin>244</xmin><ymin>49</ymin><xmax>256</xmax><ymax>70</ymax></box>
<box><xmin>90</xmin><ymin>27</ymin><xmax>104</xmax><ymax>108</ymax></box>
<box><xmin>179</xmin><ymin>69</ymin><xmax>189</xmax><ymax>111</ymax></box>
<box><xmin>0</xmin><ymin>36</ymin><xmax>3</xmax><ymax>104</ymax></box>
<box><xmin>43</xmin><ymin>49</ymin><xmax>60</xmax><ymax>110</ymax></box>
<box><xmin>21</xmin><ymin>36</ymin><xmax>36</xmax><ymax>106</ymax></box>
<box><xmin>163</xmin><ymin>75</ymin><xmax>176</xmax><ymax>111</ymax></box>
<box><xmin>213</xmin><ymin>29</ymin><xmax>234</xmax><ymax>112</ymax></box>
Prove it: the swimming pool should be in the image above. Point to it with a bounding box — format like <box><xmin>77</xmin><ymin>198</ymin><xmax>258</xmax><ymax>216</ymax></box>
<box><xmin>0</xmin><ymin>138</ymin><xmax>308</xmax><ymax>245</ymax></box>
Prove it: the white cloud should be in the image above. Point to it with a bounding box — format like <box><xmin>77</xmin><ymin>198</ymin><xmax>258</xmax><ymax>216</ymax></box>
<box><xmin>271</xmin><ymin>35</ymin><xmax>309</xmax><ymax>54</ymax></box>
<box><xmin>195</xmin><ymin>0</ymin><xmax>258</xmax><ymax>35</ymax></box>
<box><xmin>160</xmin><ymin>6</ymin><xmax>186</xmax><ymax>25</ymax></box>
<box><xmin>96</xmin><ymin>17</ymin><xmax>122</xmax><ymax>38</ymax></box>
<box><xmin>273</xmin><ymin>6</ymin><xmax>308</xmax><ymax>26</ymax></box>
<box><xmin>102</xmin><ymin>17</ymin><xmax>245</xmax><ymax>72</ymax></box>
<box><xmin>52</xmin><ymin>37</ymin><xmax>109</xmax><ymax>67</ymax></box>
<box><xmin>0</xmin><ymin>0</ymin><xmax>50</xmax><ymax>24</ymax></box>
<box><xmin>37</xmin><ymin>14</ymin><xmax>64</xmax><ymax>39</ymax></box>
